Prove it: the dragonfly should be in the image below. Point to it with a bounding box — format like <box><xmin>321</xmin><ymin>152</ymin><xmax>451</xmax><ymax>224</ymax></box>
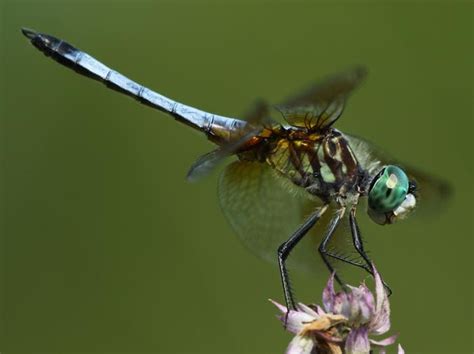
<box><xmin>22</xmin><ymin>28</ymin><xmax>449</xmax><ymax>311</ymax></box>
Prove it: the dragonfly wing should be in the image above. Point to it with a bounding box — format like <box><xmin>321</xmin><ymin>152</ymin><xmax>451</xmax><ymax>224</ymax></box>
<box><xmin>218</xmin><ymin>160</ymin><xmax>360</xmax><ymax>273</ymax></box>
<box><xmin>277</xmin><ymin>66</ymin><xmax>367</xmax><ymax>131</ymax></box>
<box><xmin>402</xmin><ymin>166</ymin><xmax>452</xmax><ymax>215</ymax></box>
<box><xmin>186</xmin><ymin>100</ymin><xmax>272</xmax><ymax>182</ymax></box>
<box><xmin>186</xmin><ymin>127</ymin><xmax>264</xmax><ymax>182</ymax></box>
<box><xmin>345</xmin><ymin>134</ymin><xmax>452</xmax><ymax>217</ymax></box>
<box><xmin>242</xmin><ymin>98</ymin><xmax>271</xmax><ymax>125</ymax></box>
<box><xmin>186</xmin><ymin>148</ymin><xmax>223</xmax><ymax>182</ymax></box>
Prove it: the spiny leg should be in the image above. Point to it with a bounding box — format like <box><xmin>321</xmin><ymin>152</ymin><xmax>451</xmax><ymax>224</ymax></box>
<box><xmin>348</xmin><ymin>207</ymin><xmax>372</xmax><ymax>271</ymax></box>
<box><xmin>324</xmin><ymin>250</ymin><xmax>367</xmax><ymax>269</ymax></box>
<box><xmin>318</xmin><ymin>208</ymin><xmax>347</xmax><ymax>290</ymax></box>
<box><xmin>277</xmin><ymin>204</ymin><xmax>329</xmax><ymax>310</ymax></box>
<box><xmin>349</xmin><ymin>207</ymin><xmax>392</xmax><ymax>296</ymax></box>
<box><xmin>320</xmin><ymin>208</ymin><xmax>370</xmax><ymax>272</ymax></box>
<box><xmin>320</xmin><ymin>208</ymin><xmax>392</xmax><ymax>294</ymax></box>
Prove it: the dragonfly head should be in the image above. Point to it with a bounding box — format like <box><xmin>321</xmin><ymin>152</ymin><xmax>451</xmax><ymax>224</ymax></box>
<box><xmin>367</xmin><ymin>165</ymin><xmax>417</xmax><ymax>225</ymax></box>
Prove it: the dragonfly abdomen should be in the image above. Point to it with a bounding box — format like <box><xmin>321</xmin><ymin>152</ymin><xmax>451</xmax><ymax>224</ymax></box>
<box><xmin>21</xmin><ymin>28</ymin><xmax>249</xmax><ymax>143</ymax></box>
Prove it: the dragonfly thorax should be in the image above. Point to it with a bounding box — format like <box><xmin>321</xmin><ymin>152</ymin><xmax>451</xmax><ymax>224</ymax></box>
<box><xmin>261</xmin><ymin>127</ymin><xmax>362</xmax><ymax>202</ymax></box>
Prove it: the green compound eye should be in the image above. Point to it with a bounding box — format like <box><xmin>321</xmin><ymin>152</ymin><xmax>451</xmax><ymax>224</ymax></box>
<box><xmin>368</xmin><ymin>165</ymin><xmax>409</xmax><ymax>213</ymax></box>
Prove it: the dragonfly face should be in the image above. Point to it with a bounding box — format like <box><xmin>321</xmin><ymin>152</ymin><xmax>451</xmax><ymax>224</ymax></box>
<box><xmin>22</xmin><ymin>28</ymin><xmax>449</xmax><ymax>313</ymax></box>
<box><xmin>367</xmin><ymin>165</ymin><xmax>417</xmax><ymax>225</ymax></box>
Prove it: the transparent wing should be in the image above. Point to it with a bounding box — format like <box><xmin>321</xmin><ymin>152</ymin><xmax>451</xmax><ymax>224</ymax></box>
<box><xmin>218</xmin><ymin>160</ymin><xmax>361</xmax><ymax>273</ymax></box>
<box><xmin>403</xmin><ymin>167</ymin><xmax>452</xmax><ymax>215</ymax></box>
<box><xmin>345</xmin><ymin>134</ymin><xmax>452</xmax><ymax>217</ymax></box>
<box><xmin>242</xmin><ymin>98</ymin><xmax>271</xmax><ymax>125</ymax></box>
<box><xmin>186</xmin><ymin>127</ymin><xmax>262</xmax><ymax>182</ymax></box>
<box><xmin>277</xmin><ymin>66</ymin><xmax>367</xmax><ymax>131</ymax></box>
<box><xmin>186</xmin><ymin>100</ymin><xmax>272</xmax><ymax>182</ymax></box>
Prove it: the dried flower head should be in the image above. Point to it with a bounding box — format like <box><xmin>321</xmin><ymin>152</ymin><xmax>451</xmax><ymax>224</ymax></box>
<box><xmin>271</xmin><ymin>265</ymin><xmax>404</xmax><ymax>354</ymax></box>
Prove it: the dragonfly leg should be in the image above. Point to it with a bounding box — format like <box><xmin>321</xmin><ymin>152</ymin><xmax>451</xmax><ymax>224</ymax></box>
<box><xmin>349</xmin><ymin>208</ymin><xmax>392</xmax><ymax>296</ymax></box>
<box><xmin>318</xmin><ymin>208</ymin><xmax>346</xmax><ymax>289</ymax></box>
<box><xmin>277</xmin><ymin>204</ymin><xmax>329</xmax><ymax>310</ymax></box>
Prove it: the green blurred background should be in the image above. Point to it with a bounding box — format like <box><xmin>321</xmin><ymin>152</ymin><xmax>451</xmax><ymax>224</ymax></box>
<box><xmin>1</xmin><ymin>1</ymin><xmax>472</xmax><ymax>353</ymax></box>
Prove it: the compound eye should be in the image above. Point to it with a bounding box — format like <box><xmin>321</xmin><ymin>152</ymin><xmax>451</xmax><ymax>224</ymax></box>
<box><xmin>368</xmin><ymin>165</ymin><xmax>409</xmax><ymax>213</ymax></box>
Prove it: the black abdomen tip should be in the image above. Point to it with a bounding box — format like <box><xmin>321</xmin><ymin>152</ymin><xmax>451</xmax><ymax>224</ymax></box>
<box><xmin>21</xmin><ymin>27</ymin><xmax>38</xmax><ymax>40</ymax></box>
